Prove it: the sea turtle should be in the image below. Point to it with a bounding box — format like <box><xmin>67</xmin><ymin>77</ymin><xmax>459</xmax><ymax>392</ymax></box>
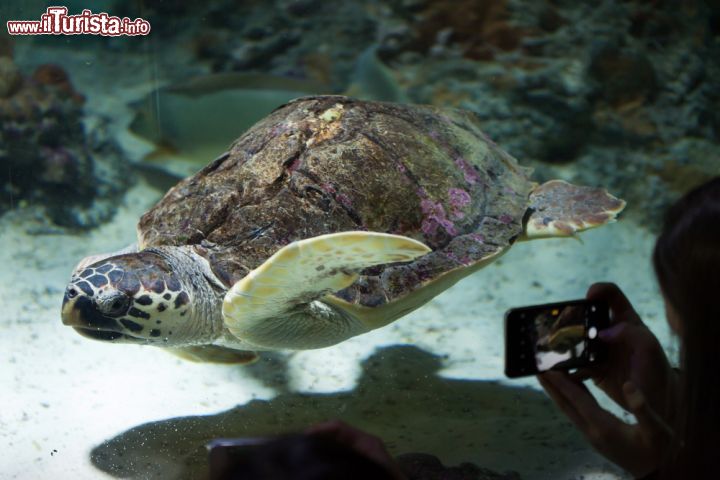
<box><xmin>61</xmin><ymin>96</ymin><xmax>625</xmax><ymax>363</ymax></box>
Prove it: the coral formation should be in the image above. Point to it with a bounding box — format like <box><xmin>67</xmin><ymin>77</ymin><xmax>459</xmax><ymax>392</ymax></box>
<box><xmin>115</xmin><ymin>0</ymin><xmax>378</xmax><ymax>92</ymax></box>
<box><xmin>0</xmin><ymin>57</ymin><xmax>21</xmax><ymax>98</ymax></box>
<box><xmin>0</xmin><ymin>50</ymin><xmax>129</xmax><ymax>229</ymax></box>
<box><xmin>404</xmin><ymin>0</ymin><xmax>528</xmax><ymax>60</ymax></box>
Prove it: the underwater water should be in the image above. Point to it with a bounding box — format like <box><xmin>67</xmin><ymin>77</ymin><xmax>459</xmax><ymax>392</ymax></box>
<box><xmin>1</xmin><ymin>0</ymin><xmax>717</xmax><ymax>479</ymax></box>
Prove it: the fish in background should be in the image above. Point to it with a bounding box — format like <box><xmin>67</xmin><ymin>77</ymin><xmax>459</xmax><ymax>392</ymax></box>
<box><xmin>130</xmin><ymin>46</ymin><xmax>407</xmax><ymax>181</ymax></box>
<box><xmin>345</xmin><ymin>46</ymin><xmax>409</xmax><ymax>104</ymax></box>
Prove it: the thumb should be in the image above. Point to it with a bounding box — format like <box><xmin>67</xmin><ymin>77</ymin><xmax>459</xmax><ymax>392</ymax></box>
<box><xmin>623</xmin><ymin>381</ymin><xmax>674</xmax><ymax>440</ymax></box>
<box><xmin>598</xmin><ymin>322</ymin><xmax>630</xmax><ymax>344</ymax></box>
<box><xmin>598</xmin><ymin>322</ymin><xmax>647</xmax><ymax>346</ymax></box>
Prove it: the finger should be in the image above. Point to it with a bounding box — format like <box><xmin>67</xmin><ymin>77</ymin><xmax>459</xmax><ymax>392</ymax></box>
<box><xmin>305</xmin><ymin>419</ymin><xmax>347</xmax><ymax>435</ymax></box>
<box><xmin>307</xmin><ymin>422</ymin><xmax>384</xmax><ymax>458</ymax></box>
<box><xmin>597</xmin><ymin>322</ymin><xmax>653</xmax><ymax>349</ymax></box>
<box><xmin>541</xmin><ymin>372</ymin><xmax>639</xmax><ymax>459</ymax></box>
<box><xmin>623</xmin><ymin>382</ymin><xmax>674</xmax><ymax>441</ymax></box>
<box><xmin>306</xmin><ymin>419</ymin><xmax>362</xmax><ymax>446</ymax></box>
<box><xmin>575</xmin><ymin>365</ymin><xmax>613</xmax><ymax>390</ymax></box>
<box><xmin>307</xmin><ymin>421</ymin><xmax>403</xmax><ymax>479</ymax></box>
<box><xmin>545</xmin><ymin>370</ymin><xmax>625</xmax><ymax>434</ymax></box>
<box><xmin>586</xmin><ymin>283</ymin><xmax>642</xmax><ymax>325</ymax></box>
<box><xmin>597</xmin><ymin>322</ymin><xmax>630</xmax><ymax>344</ymax></box>
<box><xmin>538</xmin><ymin>372</ymin><xmax>591</xmax><ymax>431</ymax></box>
<box><xmin>570</xmin><ymin>368</ymin><xmax>594</xmax><ymax>382</ymax></box>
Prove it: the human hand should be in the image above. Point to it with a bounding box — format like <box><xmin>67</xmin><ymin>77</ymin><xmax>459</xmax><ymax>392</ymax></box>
<box><xmin>306</xmin><ymin>420</ymin><xmax>405</xmax><ymax>480</ymax></box>
<box><xmin>538</xmin><ymin>371</ymin><xmax>673</xmax><ymax>478</ymax></box>
<box><xmin>581</xmin><ymin>283</ymin><xmax>679</xmax><ymax>422</ymax></box>
<box><xmin>537</xmin><ymin>283</ymin><xmax>681</xmax><ymax>476</ymax></box>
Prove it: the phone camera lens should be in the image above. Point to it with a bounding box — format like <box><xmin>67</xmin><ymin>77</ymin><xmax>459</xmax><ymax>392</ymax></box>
<box><xmin>588</xmin><ymin>326</ymin><xmax>598</xmax><ymax>339</ymax></box>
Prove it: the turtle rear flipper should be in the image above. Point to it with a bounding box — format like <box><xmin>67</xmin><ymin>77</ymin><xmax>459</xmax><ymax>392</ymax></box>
<box><xmin>166</xmin><ymin>345</ymin><xmax>258</xmax><ymax>364</ymax></box>
<box><xmin>522</xmin><ymin>180</ymin><xmax>626</xmax><ymax>240</ymax></box>
<box><xmin>221</xmin><ymin>231</ymin><xmax>431</xmax><ymax>350</ymax></box>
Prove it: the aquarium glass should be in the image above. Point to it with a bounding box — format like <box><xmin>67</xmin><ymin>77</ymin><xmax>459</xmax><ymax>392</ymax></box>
<box><xmin>1</xmin><ymin>0</ymin><xmax>716</xmax><ymax>479</ymax></box>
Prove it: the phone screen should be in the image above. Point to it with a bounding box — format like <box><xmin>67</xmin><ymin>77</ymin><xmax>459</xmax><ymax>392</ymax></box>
<box><xmin>504</xmin><ymin>300</ymin><xmax>608</xmax><ymax>378</ymax></box>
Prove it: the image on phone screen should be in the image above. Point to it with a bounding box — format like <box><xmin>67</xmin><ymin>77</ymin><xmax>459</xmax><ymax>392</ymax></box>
<box><xmin>504</xmin><ymin>300</ymin><xmax>608</xmax><ymax>378</ymax></box>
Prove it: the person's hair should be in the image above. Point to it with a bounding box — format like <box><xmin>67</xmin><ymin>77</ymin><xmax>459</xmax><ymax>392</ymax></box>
<box><xmin>212</xmin><ymin>432</ymin><xmax>397</xmax><ymax>480</ymax></box>
<box><xmin>652</xmin><ymin>177</ymin><xmax>720</xmax><ymax>478</ymax></box>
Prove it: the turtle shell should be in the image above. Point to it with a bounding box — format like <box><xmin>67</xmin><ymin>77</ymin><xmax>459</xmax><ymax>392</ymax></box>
<box><xmin>138</xmin><ymin>96</ymin><xmax>535</xmax><ymax>307</ymax></box>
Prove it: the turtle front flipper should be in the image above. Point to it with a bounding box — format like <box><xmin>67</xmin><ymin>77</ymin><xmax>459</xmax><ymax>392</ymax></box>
<box><xmin>521</xmin><ymin>180</ymin><xmax>626</xmax><ymax>240</ymax></box>
<box><xmin>221</xmin><ymin>231</ymin><xmax>431</xmax><ymax>350</ymax></box>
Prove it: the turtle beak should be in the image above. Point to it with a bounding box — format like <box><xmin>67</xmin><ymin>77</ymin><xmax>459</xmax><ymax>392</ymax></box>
<box><xmin>61</xmin><ymin>294</ymin><xmax>127</xmax><ymax>341</ymax></box>
<box><xmin>61</xmin><ymin>293</ymin><xmax>81</xmax><ymax>326</ymax></box>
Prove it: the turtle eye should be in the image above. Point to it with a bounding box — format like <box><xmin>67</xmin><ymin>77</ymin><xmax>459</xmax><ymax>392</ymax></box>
<box><xmin>100</xmin><ymin>293</ymin><xmax>130</xmax><ymax>316</ymax></box>
<box><xmin>67</xmin><ymin>287</ymin><xmax>78</xmax><ymax>299</ymax></box>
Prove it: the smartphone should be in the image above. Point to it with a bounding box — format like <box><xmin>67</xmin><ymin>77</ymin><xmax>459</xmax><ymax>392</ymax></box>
<box><xmin>504</xmin><ymin>299</ymin><xmax>609</xmax><ymax>378</ymax></box>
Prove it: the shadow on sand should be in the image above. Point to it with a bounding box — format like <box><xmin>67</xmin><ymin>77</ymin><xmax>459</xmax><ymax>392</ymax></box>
<box><xmin>90</xmin><ymin>345</ymin><xmax>622</xmax><ymax>479</ymax></box>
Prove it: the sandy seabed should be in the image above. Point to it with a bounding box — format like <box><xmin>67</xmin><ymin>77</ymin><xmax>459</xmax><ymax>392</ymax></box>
<box><xmin>0</xmin><ymin>181</ymin><xmax>676</xmax><ymax>479</ymax></box>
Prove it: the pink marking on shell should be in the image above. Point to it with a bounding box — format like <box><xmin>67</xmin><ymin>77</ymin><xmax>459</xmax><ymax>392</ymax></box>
<box><xmin>335</xmin><ymin>193</ymin><xmax>353</xmax><ymax>208</ymax></box>
<box><xmin>448</xmin><ymin>187</ymin><xmax>471</xmax><ymax>220</ymax></box>
<box><xmin>444</xmin><ymin>250</ymin><xmax>472</xmax><ymax>266</ymax></box>
<box><xmin>449</xmin><ymin>188</ymin><xmax>471</xmax><ymax>207</ymax></box>
<box><xmin>470</xmin><ymin>233</ymin><xmax>485</xmax><ymax>243</ymax></box>
<box><xmin>320</xmin><ymin>183</ymin><xmax>352</xmax><ymax>210</ymax></box>
<box><xmin>420</xmin><ymin>198</ymin><xmax>440</xmax><ymax>215</ymax></box>
<box><xmin>270</xmin><ymin>123</ymin><xmax>287</xmax><ymax>136</ymax></box>
<box><xmin>420</xmin><ymin>199</ymin><xmax>458</xmax><ymax>236</ymax></box>
<box><xmin>454</xmin><ymin>155</ymin><xmax>480</xmax><ymax>185</ymax></box>
<box><xmin>321</xmin><ymin>183</ymin><xmax>336</xmax><ymax>194</ymax></box>
<box><xmin>287</xmin><ymin>156</ymin><xmax>302</xmax><ymax>173</ymax></box>
<box><xmin>421</xmin><ymin>219</ymin><xmax>438</xmax><ymax>236</ymax></box>
<box><xmin>445</xmin><ymin>251</ymin><xmax>461</xmax><ymax>264</ymax></box>
<box><xmin>499</xmin><ymin>214</ymin><xmax>514</xmax><ymax>225</ymax></box>
<box><xmin>443</xmin><ymin>223</ymin><xmax>458</xmax><ymax>236</ymax></box>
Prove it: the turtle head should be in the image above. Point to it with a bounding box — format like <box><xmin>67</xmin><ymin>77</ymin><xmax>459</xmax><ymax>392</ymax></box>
<box><xmin>61</xmin><ymin>249</ymin><xmax>201</xmax><ymax>346</ymax></box>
